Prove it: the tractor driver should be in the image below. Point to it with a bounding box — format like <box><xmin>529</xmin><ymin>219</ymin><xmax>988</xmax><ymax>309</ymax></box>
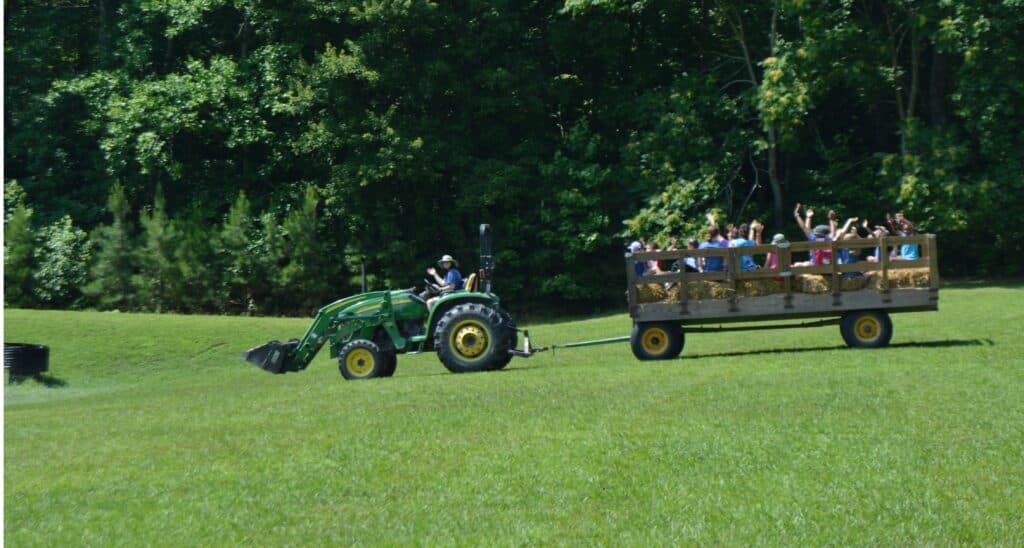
<box><xmin>426</xmin><ymin>254</ymin><xmax>463</xmax><ymax>308</ymax></box>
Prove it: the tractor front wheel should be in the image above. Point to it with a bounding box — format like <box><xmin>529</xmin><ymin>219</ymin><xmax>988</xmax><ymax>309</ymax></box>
<box><xmin>435</xmin><ymin>303</ymin><xmax>510</xmax><ymax>373</ymax></box>
<box><xmin>338</xmin><ymin>340</ymin><xmax>389</xmax><ymax>380</ymax></box>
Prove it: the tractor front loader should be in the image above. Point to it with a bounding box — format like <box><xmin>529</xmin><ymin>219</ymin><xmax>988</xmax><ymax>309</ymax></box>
<box><xmin>243</xmin><ymin>225</ymin><xmax>534</xmax><ymax>380</ymax></box>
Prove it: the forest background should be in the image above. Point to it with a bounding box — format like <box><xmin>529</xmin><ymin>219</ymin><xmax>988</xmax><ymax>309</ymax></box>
<box><xmin>5</xmin><ymin>0</ymin><xmax>1023</xmax><ymax>316</ymax></box>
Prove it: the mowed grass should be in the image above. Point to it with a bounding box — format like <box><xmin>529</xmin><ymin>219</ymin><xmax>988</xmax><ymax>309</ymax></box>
<box><xmin>5</xmin><ymin>283</ymin><xmax>1024</xmax><ymax>544</ymax></box>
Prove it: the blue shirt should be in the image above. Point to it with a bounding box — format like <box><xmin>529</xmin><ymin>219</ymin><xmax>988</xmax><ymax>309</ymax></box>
<box><xmin>699</xmin><ymin>241</ymin><xmax>727</xmax><ymax>271</ymax></box>
<box><xmin>900</xmin><ymin>244</ymin><xmax>920</xmax><ymax>260</ymax></box>
<box><xmin>730</xmin><ymin>238</ymin><xmax>758</xmax><ymax>271</ymax></box>
<box><xmin>445</xmin><ymin>268</ymin><xmax>464</xmax><ymax>290</ymax></box>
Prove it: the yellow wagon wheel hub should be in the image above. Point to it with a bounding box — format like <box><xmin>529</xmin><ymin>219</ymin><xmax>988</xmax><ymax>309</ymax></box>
<box><xmin>854</xmin><ymin>316</ymin><xmax>881</xmax><ymax>343</ymax></box>
<box><xmin>451</xmin><ymin>320</ymin><xmax>489</xmax><ymax>359</ymax></box>
<box><xmin>641</xmin><ymin>326</ymin><xmax>670</xmax><ymax>354</ymax></box>
<box><xmin>345</xmin><ymin>348</ymin><xmax>375</xmax><ymax>377</ymax></box>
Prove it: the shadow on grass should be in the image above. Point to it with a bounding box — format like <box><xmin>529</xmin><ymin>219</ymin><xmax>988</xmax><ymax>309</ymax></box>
<box><xmin>6</xmin><ymin>372</ymin><xmax>70</xmax><ymax>388</ymax></box>
<box><xmin>680</xmin><ymin>338</ymin><xmax>993</xmax><ymax>360</ymax></box>
<box><xmin>942</xmin><ymin>278</ymin><xmax>1024</xmax><ymax>290</ymax></box>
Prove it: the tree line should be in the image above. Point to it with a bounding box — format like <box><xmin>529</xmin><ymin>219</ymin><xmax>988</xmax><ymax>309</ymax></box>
<box><xmin>5</xmin><ymin>181</ymin><xmax>339</xmax><ymax>315</ymax></box>
<box><xmin>5</xmin><ymin>1</ymin><xmax>1023</xmax><ymax>315</ymax></box>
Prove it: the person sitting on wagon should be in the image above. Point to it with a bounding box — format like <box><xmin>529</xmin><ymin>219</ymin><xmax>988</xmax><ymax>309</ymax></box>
<box><xmin>887</xmin><ymin>212</ymin><xmax>921</xmax><ymax>260</ymax></box>
<box><xmin>644</xmin><ymin>241</ymin><xmax>665</xmax><ymax>275</ymax></box>
<box><xmin>728</xmin><ymin>222</ymin><xmax>761</xmax><ymax>271</ymax></box>
<box><xmin>670</xmin><ymin>238</ymin><xmax>701</xmax><ymax>273</ymax></box>
<box><xmin>699</xmin><ymin>213</ymin><xmax>729</xmax><ymax>272</ymax></box>
<box><xmin>426</xmin><ymin>254</ymin><xmax>463</xmax><ymax>308</ymax></box>
<box><xmin>628</xmin><ymin>240</ymin><xmax>645</xmax><ymax>277</ymax></box>
<box><xmin>765</xmin><ymin>233</ymin><xmax>788</xmax><ymax>270</ymax></box>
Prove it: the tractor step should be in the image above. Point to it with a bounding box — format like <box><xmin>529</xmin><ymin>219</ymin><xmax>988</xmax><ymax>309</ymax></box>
<box><xmin>243</xmin><ymin>339</ymin><xmax>299</xmax><ymax>374</ymax></box>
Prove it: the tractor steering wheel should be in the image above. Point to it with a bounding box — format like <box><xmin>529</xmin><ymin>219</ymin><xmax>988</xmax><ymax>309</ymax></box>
<box><xmin>423</xmin><ymin>278</ymin><xmax>442</xmax><ymax>295</ymax></box>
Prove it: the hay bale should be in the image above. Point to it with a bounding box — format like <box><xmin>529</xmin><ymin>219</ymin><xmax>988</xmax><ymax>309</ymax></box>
<box><xmin>666</xmin><ymin>285</ymin><xmax>681</xmax><ymax>302</ymax></box>
<box><xmin>738</xmin><ymin>279</ymin><xmax>783</xmax><ymax>297</ymax></box>
<box><xmin>889</xmin><ymin>267</ymin><xmax>931</xmax><ymax>288</ymax></box>
<box><xmin>635</xmin><ymin>283</ymin><xmax>668</xmax><ymax>303</ymax></box>
<box><xmin>839</xmin><ymin>275</ymin><xmax>868</xmax><ymax>291</ymax></box>
<box><xmin>797</xmin><ymin>275</ymin><xmax>831</xmax><ymax>294</ymax></box>
<box><xmin>863</xmin><ymin>268</ymin><xmax>930</xmax><ymax>291</ymax></box>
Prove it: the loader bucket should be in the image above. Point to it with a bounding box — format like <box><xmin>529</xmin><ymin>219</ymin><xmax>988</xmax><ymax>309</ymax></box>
<box><xmin>243</xmin><ymin>340</ymin><xmax>298</xmax><ymax>374</ymax></box>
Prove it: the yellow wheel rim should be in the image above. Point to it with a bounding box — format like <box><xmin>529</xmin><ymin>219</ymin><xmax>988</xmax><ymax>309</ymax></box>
<box><xmin>641</xmin><ymin>326</ymin><xmax>670</xmax><ymax>355</ymax></box>
<box><xmin>450</xmin><ymin>320</ymin><xmax>490</xmax><ymax>361</ymax></box>
<box><xmin>854</xmin><ymin>316</ymin><xmax>881</xmax><ymax>343</ymax></box>
<box><xmin>345</xmin><ymin>348</ymin><xmax>375</xmax><ymax>377</ymax></box>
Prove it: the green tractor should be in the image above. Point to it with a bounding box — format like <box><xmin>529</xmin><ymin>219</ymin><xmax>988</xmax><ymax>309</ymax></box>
<box><xmin>243</xmin><ymin>225</ymin><xmax>530</xmax><ymax>380</ymax></box>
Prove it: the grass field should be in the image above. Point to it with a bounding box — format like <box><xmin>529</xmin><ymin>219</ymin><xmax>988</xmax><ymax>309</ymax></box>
<box><xmin>5</xmin><ymin>283</ymin><xmax>1024</xmax><ymax>544</ymax></box>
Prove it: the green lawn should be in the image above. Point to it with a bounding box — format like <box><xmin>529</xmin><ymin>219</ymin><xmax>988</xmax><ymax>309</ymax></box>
<box><xmin>5</xmin><ymin>283</ymin><xmax>1024</xmax><ymax>544</ymax></box>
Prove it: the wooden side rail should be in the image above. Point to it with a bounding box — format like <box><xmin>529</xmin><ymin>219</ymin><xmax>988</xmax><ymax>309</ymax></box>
<box><xmin>626</xmin><ymin>235</ymin><xmax>938</xmax><ymax>313</ymax></box>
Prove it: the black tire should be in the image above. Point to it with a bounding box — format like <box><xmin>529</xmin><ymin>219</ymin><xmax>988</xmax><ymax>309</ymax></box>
<box><xmin>380</xmin><ymin>353</ymin><xmax>398</xmax><ymax>377</ymax></box>
<box><xmin>487</xmin><ymin>307</ymin><xmax>518</xmax><ymax>371</ymax></box>
<box><xmin>434</xmin><ymin>303</ymin><xmax>508</xmax><ymax>373</ymax></box>
<box><xmin>630</xmin><ymin>322</ymin><xmax>684</xmax><ymax>360</ymax></box>
<box><xmin>338</xmin><ymin>340</ymin><xmax>389</xmax><ymax>380</ymax></box>
<box><xmin>840</xmin><ymin>310</ymin><xmax>893</xmax><ymax>348</ymax></box>
<box><xmin>4</xmin><ymin>343</ymin><xmax>49</xmax><ymax>376</ymax></box>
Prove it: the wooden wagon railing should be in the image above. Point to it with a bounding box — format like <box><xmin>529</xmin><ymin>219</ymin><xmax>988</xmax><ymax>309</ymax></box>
<box><xmin>625</xmin><ymin>234</ymin><xmax>939</xmax><ymax>322</ymax></box>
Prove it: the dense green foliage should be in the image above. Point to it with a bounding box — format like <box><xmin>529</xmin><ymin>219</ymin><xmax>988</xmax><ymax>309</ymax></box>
<box><xmin>5</xmin><ymin>1</ymin><xmax>1023</xmax><ymax>314</ymax></box>
<box><xmin>6</xmin><ymin>284</ymin><xmax>1024</xmax><ymax>543</ymax></box>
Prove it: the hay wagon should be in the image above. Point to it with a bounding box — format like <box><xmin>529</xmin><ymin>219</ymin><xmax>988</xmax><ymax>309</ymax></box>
<box><xmin>624</xmin><ymin>235</ymin><xmax>939</xmax><ymax>359</ymax></box>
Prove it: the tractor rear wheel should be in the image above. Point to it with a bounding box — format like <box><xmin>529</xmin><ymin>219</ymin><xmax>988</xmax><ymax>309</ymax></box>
<box><xmin>630</xmin><ymin>322</ymin><xmax>684</xmax><ymax>360</ymax></box>
<box><xmin>380</xmin><ymin>353</ymin><xmax>398</xmax><ymax>377</ymax></box>
<box><xmin>338</xmin><ymin>340</ymin><xmax>389</xmax><ymax>380</ymax></box>
<box><xmin>486</xmin><ymin>307</ymin><xmax>518</xmax><ymax>371</ymax></box>
<box><xmin>435</xmin><ymin>303</ymin><xmax>510</xmax><ymax>373</ymax></box>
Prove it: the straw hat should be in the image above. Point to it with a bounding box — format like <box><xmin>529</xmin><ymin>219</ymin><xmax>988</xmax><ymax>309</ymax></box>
<box><xmin>437</xmin><ymin>254</ymin><xmax>459</xmax><ymax>267</ymax></box>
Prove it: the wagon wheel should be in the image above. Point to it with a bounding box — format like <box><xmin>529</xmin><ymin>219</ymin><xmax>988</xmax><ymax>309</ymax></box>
<box><xmin>840</xmin><ymin>310</ymin><xmax>893</xmax><ymax>348</ymax></box>
<box><xmin>630</xmin><ymin>322</ymin><xmax>684</xmax><ymax>360</ymax></box>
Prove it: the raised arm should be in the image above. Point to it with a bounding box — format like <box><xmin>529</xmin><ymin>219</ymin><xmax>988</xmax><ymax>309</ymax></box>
<box><xmin>828</xmin><ymin>210</ymin><xmax>838</xmax><ymax>237</ymax></box>
<box><xmin>835</xmin><ymin>217</ymin><xmax>859</xmax><ymax>239</ymax></box>
<box><xmin>797</xmin><ymin>206</ymin><xmax>814</xmax><ymax>238</ymax></box>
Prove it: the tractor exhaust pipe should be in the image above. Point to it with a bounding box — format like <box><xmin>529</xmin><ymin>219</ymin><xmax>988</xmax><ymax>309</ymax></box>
<box><xmin>479</xmin><ymin>224</ymin><xmax>494</xmax><ymax>293</ymax></box>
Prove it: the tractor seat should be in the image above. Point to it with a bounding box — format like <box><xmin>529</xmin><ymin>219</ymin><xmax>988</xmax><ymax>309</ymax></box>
<box><xmin>463</xmin><ymin>273</ymin><xmax>478</xmax><ymax>292</ymax></box>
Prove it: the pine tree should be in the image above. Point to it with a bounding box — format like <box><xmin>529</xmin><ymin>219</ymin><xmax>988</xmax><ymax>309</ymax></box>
<box><xmin>4</xmin><ymin>182</ymin><xmax>38</xmax><ymax>307</ymax></box>
<box><xmin>220</xmin><ymin>191</ymin><xmax>257</xmax><ymax>314</ymax></box>
<box><xmin>282</xmin><ymin>185</ymin><xmax>332</xmax><ymax>314</ymax></box>
<box><xmin>175</xmin><ymin>209</ymin><xmax>222</xmax><ymax>313</ymax></box>
<box><xmin>252</xmin><ymin>211</ymin><xmax>286</xmax><ymax>315</ymax></box>
<box><xmin>133</xmin><ymin>185</ymin><xmax>180</xmax><ymax>312</ymax></box>
<box><xmin>84</xmin><ymin>182</ymin><xmax>137</xmax><ymax>310</ymax></box>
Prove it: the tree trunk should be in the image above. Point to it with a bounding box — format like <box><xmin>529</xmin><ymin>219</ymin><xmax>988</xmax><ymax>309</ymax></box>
<box><xmin>767</xmin><ymin>125</ymin><xmax>784</xmax><ymax>230</ymax></box>
<box><xmin>929</xmin><ymin>48</ymin><xmax>948</xmax><ymax>127</ymax></box>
